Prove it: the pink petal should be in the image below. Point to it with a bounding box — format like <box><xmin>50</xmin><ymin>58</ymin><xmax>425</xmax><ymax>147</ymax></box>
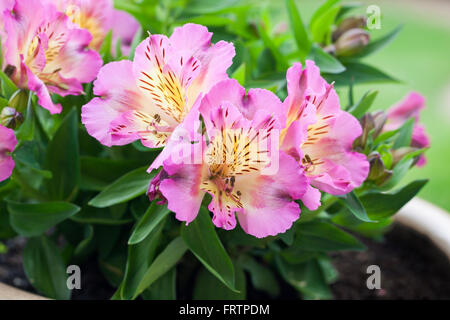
<box><xmin>0</xmin><ymin>125</ymin><xmax>17</xmax><ymax>182</ymax></box>
<box><xmin>81</xmin><ymin>60</ymin><xmax>146</xmax><ymax>146</ymax></box>
<box><xmin>111</xmin><ymin>9</ymin><xmax>140</xmax><ymax>56</ymax></box>
<box><xmin>235</xmin><ymin>152</ymin><xmax>308</xmax><ymax>238</ymax></box>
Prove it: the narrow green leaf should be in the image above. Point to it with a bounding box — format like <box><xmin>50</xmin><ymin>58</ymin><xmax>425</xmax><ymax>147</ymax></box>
<box><xmin>239</xmin><ymin>255</ymin><xmax>280</xmax><ymax>297</ymax></box>
<box><xmin>348</xmin><ymin>90</ymin><xmax>378</xmax><ymax>118</ymax></box>
<box><xmin>120</xmin><ymin>218</ymin><xmax>165</xmax><ymax>299</ymax></box>
<box><xmin>45</xmin><ymin>108</ymin><xmax>80</xmax><ymax>201</ymax></box>
<box><xmin>363</xmin><ymin>179</ymin><xmax>428</xmax><ymax>220</ymax></box>
<box><xmin>339</xmin><ymin>191</ymin><xmax>373</xmax><ymax>222</ymax></box>
<box><xmin>393</xmin><ymin>118</ymin><xmax>414</xmax><ymax>149</ymax></box>
<box><xmin>23</xmin><ymin>236</ymin><xmax>70</xmax><ymax>300</ymax></box>
<box><xmin>89</xmin><ymin>167</ymin><xmax>154</xmax><ymax>208</ymax></box>
<box><xmin>352</xmin><ymin>26</ymin><xmax>402</xmax><ymax>59</ymax></box>
<box><xmin>231</xmin><ymin>63</ymin><xmax>246</xmax><ymax>86</ymax></box>
<box><xmin>181</xmin><ymin>207</ymin><xmax>236</xmax><ymax>291</ymax></box>
<box><xmin>284</xmin><ymin>219</ymin><xmax>365</xmax><ymax>253</ymax></box>
<box><xmin>276</xmin><ymin>256</ymin><xmax>332</xmax><ymax>299</ymax></box>
<box><xmin>134</xmin><ymin>237</ymin><xmax>188</xmax><ymax>298</ymax></box>
<box><xmin>193</xmin><ymin>265</ymin><xmax>246</xmax><ymax>300</ymax></box>
<box><xmin>310</xmin><ymin>1</ymin><xmax>340</xmax><ymax>44</ymax></box>
<box><xmin>307</xmin><ymin>44</ymin><xmax>345</xmax><ymax>74</ymax></box>
<box><xmin>128</xmin><ymin>202</ymin><xmax>170</xmax><ymax>245</ymax></box>
<box><xmin>7</xmin><ymin>201</ymin><xmax>80</xmax><ymax>237</ymax></box>
<box><xmin>257</xmin><ymin>24</ymin><xmax>288</xmax><ymax>70</ymax></box>
<box><xmin>141</xmin><ymin>268</ymin><xmax>176</xmax><ymax>300</ymax></box>
<box><xmin>0</xmin><ymin>70</ymin><xmax>18</xmax><ymax>98</ymax></box>
<box><xmin>328</xmin><ymin>62</ymin><xmax>399</xmax><ymax>85</ymax></box>
<box><xmin>285</xmin><ymin>0</ymin><xmax>311</xmax><ymax>61</ymax></box>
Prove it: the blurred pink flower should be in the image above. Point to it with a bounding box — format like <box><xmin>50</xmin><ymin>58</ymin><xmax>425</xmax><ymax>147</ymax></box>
<box><xmin>280</xmin><ymin>61</ymin><xmax>369</xmax><ymax>205</ymax></box>
<box><xmin>385</xmin><ymin>92</ymin><xmax>430</xmax><ymax>166</ymax></box>
<box><xmin>148</xmin><ymin>79</ymin><xmax>309</xmax><ymax>238</ymax></box>
<box><xmin>82</xmin><ymin>23</ymin><xmax>235</xmax><ymax>148</ymax></box>
<box><xmin>0</xmin><ymin>125</ymin><xmax>17</xmax><ymax>182</ymax></box>
<box><xmin>2</xmin><ymin>0</ymin><xmax>102</xmax><ymax>113</ymax></box>
<box><xmin>49</xmin><ymin>0</ymin><xmax>140</xmax><ymax>55</ymax></box>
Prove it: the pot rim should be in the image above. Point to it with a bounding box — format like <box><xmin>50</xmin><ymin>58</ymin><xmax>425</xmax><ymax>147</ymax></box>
<box><xmin>395</xmin><ymin>197</ymin><xmax>450</xmax><ymax>261</ymax></box>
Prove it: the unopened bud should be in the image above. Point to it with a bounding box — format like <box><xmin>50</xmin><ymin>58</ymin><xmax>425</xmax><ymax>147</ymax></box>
<box><xmin>335</xmin><ymin>28</ymin><xmax>370</xmax><ymax>57</ymax></box>
<box><xmin>391</xmin><ymin>147</ymin><xmax>419</xmax><ymax>166</ymax></box>
<box><xmin>355</xmin><ymin>113</ymin><xmax>375</xmax><ymax>148</ymax></box>
<box><xmin>372</xmin><ymin>111</ymin><xmax>388</xmax><ymax>138</ymax></box>
<box><xmin>332</xmin><ymin>16</ymin><xmax>367</xmax><ymax>42</ymax></box>
<box><xmin>367</xmin><ymin>153</ymin><xmax>385</xmax><ymax>180</ymax></box>
<box><xmin>374</xmin><ymin>169</ymin><xmax>393</xmax><ymax>186</ymax></box>
<box><xmin>8</xmin><ymin>89</ymin><xmax>28</xmax><ymax>113</ymax></box>
<box><xmin>1</xmin><ymin>107</ymin><xmax>24</xmax><ymax>129</ymax></box>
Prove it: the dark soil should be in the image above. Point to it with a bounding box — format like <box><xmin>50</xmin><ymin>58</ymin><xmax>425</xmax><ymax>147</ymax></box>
<box><xmin>330</xmin><ymin>224</ymin><xmax>450</xmax><ymax>299</ymax></box>
<box><xmin>1</xmin><ymin>223</ymin><xmax>449</xmax><ymax>299</ymax></box>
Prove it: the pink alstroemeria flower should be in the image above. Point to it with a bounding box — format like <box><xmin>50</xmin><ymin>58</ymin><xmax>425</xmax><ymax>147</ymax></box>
<box><xmin>2</xmin><ymin>0</ymin><xmax>102</xmax><ymax>114</ymax></box>
<box><xmin>0</xmin><ymin>125</ymin><xmax>17</xmax><ymax>182</ymax></box>
<box><xmin>280</xmin><ymin>61</ymin><xmax>369</xmax><ymax>206</ymax></box>
<box><xmin>49</xmin><ymin>0</ymin><xmax>140</xmax><ymax>55</ymax></box>
<box><xmin>385</xmin><ymin>92</ymin><xmax>430</xmax><ymax>167</ymax></box>
<box><xmin>82</xmin><ymin>23</ymin><xmax>235</xmax><ymax>148</ymax></box>
<box><xmin>148</xmin><ymin>79</ymin><xmax>309</xmax><ymax>238</ymax></box>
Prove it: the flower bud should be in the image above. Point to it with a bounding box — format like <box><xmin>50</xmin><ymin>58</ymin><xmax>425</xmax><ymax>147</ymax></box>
<box><xmin>335</xmin><ymin>28</ymin><xmax>370</xmax><ymax>57</ymax></box>
<box><xmin>367</xmin><ymin>153</ymin><xmax>385</xmax><ymax>180</ymax></box>
<box><xmin>374</xmin><ymin>169</ymin><xmax>393</xmax><ymax>186</ymax></box>
<box><xmin>0</xmin><ymin>107</ymin><xmax>24</xmax><ymax>129</ymax></box>
<box><xmin>372</xmin><ymin>110</ymin><xmax>388</xmax><ymax>138</ymax></box>
<box><xmin>391</xmin><ymin>147</ymin><xmax>419</xmax><ymax>166</ymax></box>
<box><xmin>332</xmin><ymin>16</ymin><xmax>367</xmax><ymax>42</ymax></box>
<box><xmin>8</xmin><ymin>89</ymin><xmax>28</xmax><ymax>113</ymax></box>
<box><xmin>354</xmin><ymin>113</ymin><xmax>375</xmax><ymax>148</ymax></box>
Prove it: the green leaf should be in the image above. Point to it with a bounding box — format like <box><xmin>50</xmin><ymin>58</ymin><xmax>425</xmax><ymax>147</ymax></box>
<box><xmin>239</xmin><ymin>255</ymin><xmax>280</xmax><ymax>297</ymax></box>
<box><xmin>284</xmin><ymin>219</ymin><xmax>365</xmax><ymax>253</ymax></box>
<box><xmin>120</xmin><ymin>217</ymin><xmax>165</xmax><ymax>299</ymax></box>
<box><xmin>7</xmin><ymin>201</ymin><xmax>80</xmax><ymax>237</ymax></box>
<box><xmin>184</xmin><ymin>0</ymin><xmax>241</xmax><ymax>14</ymax></box>
<box><xmin>181</xmin><ymin>207</ymin><xmax>236</xmax><ymax>291</ymax></box>
<box><xmin>231</xmin><ymin>63</ymin><xmax>246</xmax><ymax>86</ymax></box>
<box><xmin>257</xmin><ymin>24</ymin><xmax>288</xmax><ymax>70</ymax></box>
<box><xmin>134</xmin><ymin>237</ymin><xmax>188</xmax><ymax>299</ymax></box>
<box><xmin>193</xmin><ymin>265</ymin><xmax>246</xmax><ymax>300</ymax></box>
<box><xmin>89</xmin><ymin>167</ymin><xmax>154</xmax><ymax>208</ymax></box>
<box><xmin>141</xmin><ymin>268</ymin><xmax>176</xmax><ymax>300</ymax></box>
<box><xmin>0</xmin><ymin>203</ymin><xmax>16</xmax><ymax>239</ymax></box>
<box><xmin>348</xmin><ymin>90</ymin><xmax>378</xmax><ymax>118</ymax></box>
<box><xmin>310</xmin><ymin>0</ymin><xmax>340</xmax><ymax>44</ymax></box>
<box><xmin>0</xmin><ymin>70</ymin><xmax>18</xmax><ymax>98</ymax></box>
<box><xmin>128</xmin><ymin>202</ymin><xmax>170</xmax><ymax>245</ymax></box>
<box><xmin>80</xmin><ymin>157</ymin><xmax>145</xmax><ymax>191</ymax></box>
<box><xmin>128</xmin><ymin>27</ymin><xmax>144</xmax><ymax>60</ymax></box>
<box><xmin>393</xmin><ymin>118</ymin><xmax>414</xmax><ymax>149</ymax></box>
<box><xmin>362</xmin><ymin>180</ymin><xmax>428</xmax><ymax>220</ymax></box>
<box><xmin>339</xmin><ymin>191</ymin><xmax>373</xmax><ymax>222</ymax></box>
<box><xmin>99</xmin><ymin>30</ymin><xmax>113</xmax><ymax>63</ymax></box>
<box><xmin>15</xmin><ymin>92</ymin><xmax>35</xmax><ymax>141</ymax></box>
<box><xmin>351</xmin><ymin>26</ymin><xmax>402</xmax><ymax>59</ymax></box>
<box><xmin>327</xmin><ymin>62</ymin><xmax>399</xmax><ymax>85</ymax></box>
<box><xmin>23</xmin><ymin>236</ymin><xmax>70</xmax><ymax>300</ymax></box>
<box><xmin>45</xmin><ymin>108</ymin><xmax>80</xmax><ymax>201</ymax></box>
<box><xmin>285</xmin><ymin>0</ymin><xmax>311</xmax><ymax>61</ymax></box>
<box><xmin>307</xmin><ymin>44</ymin><xmax>345</xmax><ymax>74</ymax></box>
<box><xmin>13</xmin><ymin>141</ymin><xmax>52</xmax><ymax>179</ymax></box>
<box><xmin>276</xmin><ymin>256</ymin><xmax>332</xmax><ymax>299</ymax></box>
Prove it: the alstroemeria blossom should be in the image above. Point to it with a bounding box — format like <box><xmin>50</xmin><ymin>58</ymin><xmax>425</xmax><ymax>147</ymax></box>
<box><xmin>2</xmin><ymin>0</ymin><xmax>102</xmax><ymax>114</ymax></box>
<box><xmin>148</xmin><ymin>79</ymin><xmax>308</xmax><ymax>238</ymax></box>
<box><xmin>82</xmin><ymin>23</ymin><xmax>235</xmax><ymax>148</ymax></box>
<box><xmin>0</xmin><ymin>125</ymin><xmax>17</xmax><ymax>182</ymax></box>
<box><xmin>280</xmin><ymin>61</ymin><xmax>369</xmax><ymax>204</ymax></box>
<box><xmin>49</xmin><ymin>0</ymin><xmax>139</xmax><ymax>55</ymax></box>
<box><xmin>385</xmin><ymin>92</ymin><xmax>430</xmax><ymax>166</ymax></box>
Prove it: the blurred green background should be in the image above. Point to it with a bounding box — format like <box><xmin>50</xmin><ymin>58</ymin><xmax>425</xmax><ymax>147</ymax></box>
<box><xmin>273</xmin><ymin>0</ymin><xmax>450</xmax><ymax>211</ymax></box>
